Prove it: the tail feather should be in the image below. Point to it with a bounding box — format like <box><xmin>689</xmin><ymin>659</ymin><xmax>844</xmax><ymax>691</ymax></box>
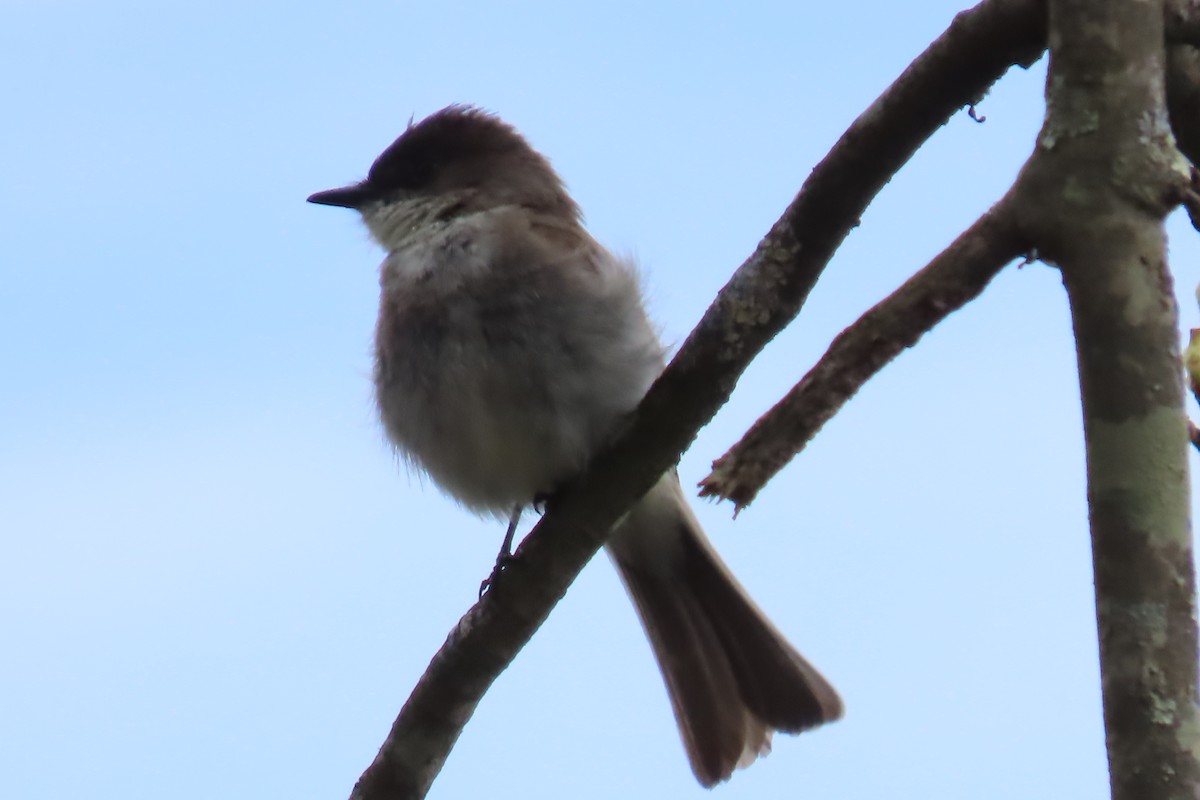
<box><xmin>615</xmin><ymin>554</ymin><xmax>772</xmax><ymax>785</ymax></box>
<box><xmin>607</xmin><ymin>475</ymin><xmax>841</xmax><ymax>786</ymax></box>
<box><xmin>683</xmin><ymin>530</ymin><xmax>843</xmax><ymax>731</ymax></box>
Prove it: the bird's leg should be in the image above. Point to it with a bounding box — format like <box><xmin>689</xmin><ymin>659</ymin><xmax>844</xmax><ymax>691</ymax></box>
<box><xmin>479</xmin><ymin>504</ymin><xmax>522</xmax><ymax>597</ymax></box>
<box><xmin>495</xmin><ymin>504</ymin><xmax>522</xmax><ymax>565</ymax></box>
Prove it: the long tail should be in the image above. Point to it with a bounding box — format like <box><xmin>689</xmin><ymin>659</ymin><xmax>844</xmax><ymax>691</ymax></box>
<box><xmin>606</xmin><ymin>475</ymin><xmax>842</xmax><ymax>786</ymax></box>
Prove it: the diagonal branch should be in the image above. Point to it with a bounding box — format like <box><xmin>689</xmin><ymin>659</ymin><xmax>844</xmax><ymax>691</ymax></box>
<box><xmin>699</xmin><ymin>197</ymin><xmax>1027</xmax><ymax>511</ymax></box>
<box><xmin>344</xmin><ymin>1</ymin><xmax>1053</xmax><ymax>798</ymax></box>
<box><xmin>697</xmin><ymin>1</ymin><xmax>1200</xmax><ymax>517</ymax></box>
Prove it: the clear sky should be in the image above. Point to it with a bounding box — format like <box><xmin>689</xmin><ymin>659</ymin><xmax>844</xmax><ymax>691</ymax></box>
<box><xmin>4</xmin><ymin>1</ymin><xmax>1198</xmax><ymax>798</ymax></box>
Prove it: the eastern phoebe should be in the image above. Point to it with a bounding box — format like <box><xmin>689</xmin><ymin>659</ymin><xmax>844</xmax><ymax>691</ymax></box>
<box><xmin>308</xmin><ymin>105</ymin><xmax>842</xmax><ymax>786</ymax></box>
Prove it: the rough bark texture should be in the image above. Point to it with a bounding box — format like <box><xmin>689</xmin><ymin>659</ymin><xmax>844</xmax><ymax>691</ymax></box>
<box><xmin>1167</xmin><ymin>44</ymin><xmax>1200</xmax><ymax>164</ymax></box>
<box><xmin>1016</xmin><ymin>1</ymin><xmax>1199</xmax><ymax>798</ymax></box>
<box><xmin>1167</xmin><ymin>0</ymin><xmax>1200</xmax><ymax>49</ymax></box>
<box><xmin>699</xmin><ymin>199</ymin><xmax>1027</xmax><ymax>510</ymax></box>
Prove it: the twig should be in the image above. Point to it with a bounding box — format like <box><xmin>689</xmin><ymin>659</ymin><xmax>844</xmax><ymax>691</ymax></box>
<box><xmin>699</xmin><ymin>198</ymin><xmax>1026</xmax><ymax>511</ymax></box>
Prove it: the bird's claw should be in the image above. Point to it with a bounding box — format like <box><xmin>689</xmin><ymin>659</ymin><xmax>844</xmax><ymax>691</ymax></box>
<box><xmin>479</xmin><ymin>555</ymin><xmax>513</xmax><ymax>598</ymax></box>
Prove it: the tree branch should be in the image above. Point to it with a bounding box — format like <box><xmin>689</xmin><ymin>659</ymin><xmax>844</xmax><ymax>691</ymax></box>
<box><xmin>344</xmin><ymin>1</ymin><xmax>1053</xmax><ymax>798</ymax></box>
<box><xmin>1016</xmin><ymin>0</ymin><xmax>1200</xmax><ymax>797</ymax></box>
<box><xmin>1165</xmin><ymin>0</ymin><xmax>1200</xmax><ymax>162</ymax></box>
<box><xmin>1167</xmin><ymin>44</ymin><xmax>1200</xmax><ymax>166</ymax></box>
<box><xmin>699</xmin><ymin>0</ymin><xmax>1200</xmax><ymax>515</ymax></box>
<box><xmin>698</xmin><ymin>198</ymin><xmax>1027</xmax><ymax>511</ymax></box>
<box><xmin>1166</xmin><ymin>0</ymin><xmax>1200</xmax><ymax>49</ymax></box>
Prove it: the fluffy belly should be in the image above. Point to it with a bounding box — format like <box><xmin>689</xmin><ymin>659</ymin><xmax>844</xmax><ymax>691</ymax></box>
<box><xmin>372</xmin><ymin>238</ymin><xmax>663</xmax><ymax>516</ymax></box>
<box><xmin>377</xmin><ymin>358</ymin><xmax>594</xmax><ymax>514</ymax></box>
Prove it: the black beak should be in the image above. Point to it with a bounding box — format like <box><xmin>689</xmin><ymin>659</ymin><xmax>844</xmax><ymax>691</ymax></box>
<box><xmin>307</xmin><ymin>182</ymin><xmax>374</xmax><ymax>209</ymax></box>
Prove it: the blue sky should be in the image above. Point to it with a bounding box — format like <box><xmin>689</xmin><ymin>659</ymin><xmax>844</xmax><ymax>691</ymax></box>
<box><xmin>3</xmin><ymin>1</ymin><xmax>1197</xmax><ymax>798</ymax></box>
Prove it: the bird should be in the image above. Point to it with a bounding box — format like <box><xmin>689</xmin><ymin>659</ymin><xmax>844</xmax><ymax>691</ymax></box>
<box><xmin>307</xmin><ymin>105</ymin><xmax>842</xmax><ymax>786</ymax></box>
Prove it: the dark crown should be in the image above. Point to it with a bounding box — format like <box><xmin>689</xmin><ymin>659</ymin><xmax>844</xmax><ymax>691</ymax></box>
<box><xmin>362</xmin><ymin>106</ymin><xmax>579</xmax><ymax>219</ymax></box>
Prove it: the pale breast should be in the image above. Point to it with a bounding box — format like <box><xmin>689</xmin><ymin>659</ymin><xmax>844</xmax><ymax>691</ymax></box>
<box><xmin>372</xmin><ymin>207</ymin><xmax>664</xmax><ymax>515</ymax></box>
